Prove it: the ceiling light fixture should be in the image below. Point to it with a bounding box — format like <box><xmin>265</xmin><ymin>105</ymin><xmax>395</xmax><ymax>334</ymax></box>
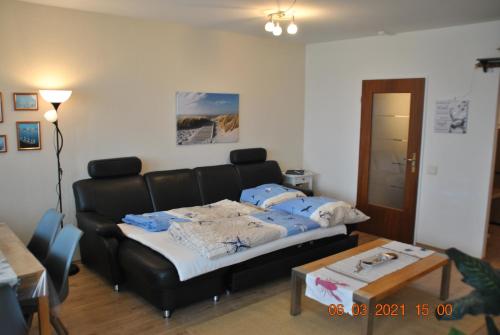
<box><xmin>264</xmin><ymin>0</ymin><xmax>298</xmax><ymax>37</ymax></box>
<box><xmin>265</xmin><ymin>19</ymin><xmax>275</xmax><ymax>32</ymax></box>
<box><xmin>287</xmin><ymin>16</ymin><xmax>298</xmax><ymax>35</ymax></box>
<box><xmin>273</xmin><ymin>22</ymin><xmax>283</xmax><ymax>36</ymax></box>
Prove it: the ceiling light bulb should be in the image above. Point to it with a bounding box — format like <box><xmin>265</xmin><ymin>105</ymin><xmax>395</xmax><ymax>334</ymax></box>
<box><xmin>44</xmin><ymin>109</ymin><xmax>58</xmax><ymax>123</ymax></box>
<box><xmin>265</xmin><ymin>20</ymin><xmax>274</xmax><ymax>32</ymax></box>
<box><xmin>287</xmin><ymin>22</ymin><xmax>298</xmax><ymax>35</ymax></box>
<box><xmin>273</xmin><ymin>23</ymin><xmax>282</xmax><ymax>36</ymax></box>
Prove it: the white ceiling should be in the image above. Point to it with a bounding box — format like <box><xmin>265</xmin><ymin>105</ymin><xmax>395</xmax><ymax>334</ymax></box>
<box><xmin>20</xmin><ymin>0</ymin><xmax>500</xmax><ymax>43</ymax></box>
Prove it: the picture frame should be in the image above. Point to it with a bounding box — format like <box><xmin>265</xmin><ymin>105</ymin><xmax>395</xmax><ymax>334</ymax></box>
<box><xmin>13</xmin><ymin>93</ymin><xmax>38</xmax><ymax>111</ymax></box>
<box><xmin>176</xmin><ymin>92</ymin><xmax>240</xmax><ymax>145</ymax></box>
<box><xmin>0</xmin><ymin>135</ymin><xmax>6</xmax><ymax>153</ymax></box>
<box><xmin>0</xmin><ymin>92</ymin><xmax>3</xmax><ymax>123</ymax></box>
<box><xmin>16</xmin><ymin>121</ymin><xmax>41</xmax><ymax>151</ymax></box>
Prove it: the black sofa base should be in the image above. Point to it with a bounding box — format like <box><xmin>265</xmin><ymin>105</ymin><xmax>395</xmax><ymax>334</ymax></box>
<box><xmin>118</xmin><ymin>239</ymin><xmax>228</xmax><ymax>312</ymax></box>
<box><xmin>116</xmin><ymin>233</ymin><xmax>358</xmax><ymax>315</ymax></box>
<box><xmin>230</xmin><ymin>233</ymin><xmax>358</xmax><ymax>291</ymax></box>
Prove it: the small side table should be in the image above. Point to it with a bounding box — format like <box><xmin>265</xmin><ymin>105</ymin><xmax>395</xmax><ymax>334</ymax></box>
<box><xmin>283</xmin><ymin>170</ymin><xmax>314</xmax><ymax>191</ymax></box>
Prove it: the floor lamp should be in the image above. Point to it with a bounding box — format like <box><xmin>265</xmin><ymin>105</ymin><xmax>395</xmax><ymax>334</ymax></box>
<box><xmin>40</xmin><ymin>89</ymin><xmax>79</xmax><ymax>275</ymax></box>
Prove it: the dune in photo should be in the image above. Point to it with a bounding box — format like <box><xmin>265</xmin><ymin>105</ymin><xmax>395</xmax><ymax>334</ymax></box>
<box><xmin>176</xmin><ymin>92</ymin><xmax>239</xmax><ymax>145</ymax></box>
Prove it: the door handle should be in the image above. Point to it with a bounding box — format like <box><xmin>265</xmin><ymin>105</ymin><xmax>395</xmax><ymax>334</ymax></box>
<box><xmin>406</xmin><ymin>153</ymin><xmax>417</xmax><ymax>173</ymax></box>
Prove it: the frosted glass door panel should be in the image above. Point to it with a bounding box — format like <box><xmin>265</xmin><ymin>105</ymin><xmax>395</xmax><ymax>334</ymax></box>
<box><xmin>368</xmin><ymin>93</ymin><xmax>411</xmax><ymax>209</ymax></box>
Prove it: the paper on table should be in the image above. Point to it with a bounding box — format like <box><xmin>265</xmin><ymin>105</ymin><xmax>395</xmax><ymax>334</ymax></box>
<box><xmin>305</xmin><ymin>267</ymin><xmax>367</xmax><ymax>315</ymax></box>
<box><xmin>326</xmin><ymin>247</ymin><xmax>420</xmax><ymax>283</ymax></box>
<box><xmin>0</xmin><ymin>250</ymin><xmax>19</xmax><ymax>287</ymax></box>
<box><xmin>382</xmin><ymin>241</ymin><xmax>435</xmax><ymax>259</ymax></box>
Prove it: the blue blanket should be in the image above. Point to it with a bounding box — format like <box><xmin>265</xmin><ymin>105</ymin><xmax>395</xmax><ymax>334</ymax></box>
<box><xmin>251</xmin><ymin>210</ymin><xmax>320</xmax><ymax>236</ymax></box>
<box><xmin>271</xmin><ymin>196</ymin><xmax>334</xmax><ymax>216</ymax></box>
<box><xmin>122</xmin><ymin>212</ymin><xmax>190</xmax><ymax>232</ymax></box>
<box><xmin>240</xmin><ymin>183</ymin><xmax>305</xmax><ymax>208</ymax></box>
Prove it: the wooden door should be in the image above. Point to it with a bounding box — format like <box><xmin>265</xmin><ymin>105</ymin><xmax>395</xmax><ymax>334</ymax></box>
<box><xmin>356</xmin><ymin>78</ymin><xmax>425</xmax><ymax>243</ymax></box>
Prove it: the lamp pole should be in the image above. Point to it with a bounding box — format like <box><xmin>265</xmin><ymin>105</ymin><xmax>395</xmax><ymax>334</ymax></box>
<box><xmin>54</xmin><ymin>119</ymin><xmax>63</xmax><ymax>214</ymax></box>
<box><xmin>41</xmin><ymin>90</ymin><xmax>79</xmax><ymax>275</ymax></box>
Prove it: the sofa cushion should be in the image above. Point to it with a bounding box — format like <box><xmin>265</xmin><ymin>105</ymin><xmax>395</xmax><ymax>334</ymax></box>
<box><xmin>230</xmin><ymin>148</ymin><xmax>267</xmax><ymax>164</ymax></box>
<box><xmin>235</xmin><ymin>161</ymin><xmax>283</xmax><ymax>189</ymax></box>
<box><xmin>145</xmin><ymin>169</ymin><xmax>202</xmax><ymax>211</ymax></box>
<box><xmin>73</xmin><ymin>176</ymin><xmax>153</xmax><ymax>222</ymax></box>
<box><xmin>88</xmin><ymin>157</ymin><xmax>142</xmax><ymax>179</ymax></box>
<box><xmin>194</xmin><ymin>165</ymin><xmax>242</xmax><ymax>204</ymax></box>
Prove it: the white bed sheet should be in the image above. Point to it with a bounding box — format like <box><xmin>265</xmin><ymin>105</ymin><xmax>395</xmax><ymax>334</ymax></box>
<box><xmin>118</xmin><ymin>223</ymin><xmax>347</xmax><ymax>281</ymax></box>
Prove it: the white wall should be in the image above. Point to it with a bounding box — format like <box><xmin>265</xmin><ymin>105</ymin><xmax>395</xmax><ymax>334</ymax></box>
<box><xmin>0</xmin><ymin>0</ymin><xmax>305</xmax><ymax>243</ymax></box>
<box><xmin>304</xmin><ymin>21</ymin><xmax>500</xmax><ymax>257</ymax></box>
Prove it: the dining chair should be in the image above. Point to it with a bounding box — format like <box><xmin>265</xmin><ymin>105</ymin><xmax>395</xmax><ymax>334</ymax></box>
<box><xmin>27</xmin><ymin>209</ymin><xmax>64</xmax><ymax>262</ymax></box>
<box><xmin>0</xmin><ymin>284</ymin><xmax>28</xmax><ymax>335</ymax></box>
<box><xmin>23</xmin><ymin>224</ymin><xmax>82</xmax><ymax>335</ymax></box>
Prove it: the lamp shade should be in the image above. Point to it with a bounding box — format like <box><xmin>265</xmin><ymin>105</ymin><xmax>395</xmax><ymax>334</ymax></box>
<box><xmin>273</xmin><ymin>23</ymin><xmax>282</xmax><ymax>36</ymax></box>
<box><xmin>287</xmin><ymin>22</ymin><xmax>298</xmax><ymax>35</ymax></box>
<box><xmin>39</xmin><ymin>90</ymin><xmax>72</xmax><ymax>103</ymax></box>
<box><xmin>265</xmin><ymin>20</ymin><xmax>274</xmax><ymax>32</ymax></box>
<box><xmin>44</xmin><ymin>109</ymin><xmax>58</xmax><ymax>123</ymax></box>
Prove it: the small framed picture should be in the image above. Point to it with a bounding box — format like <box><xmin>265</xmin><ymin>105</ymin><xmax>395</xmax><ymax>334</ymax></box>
<box><xmin>16</xmin><ymin>121</ymin><xmax>41</xmax><ymax>150</ymax></box>
<box><xmin>13</xmin><ymin>93</ymin><xmax>38</xmax><ymax>111</ymax></box>
<box><xmin>0</xmin><ymin>92</ymin><xmax>4</xmax><ymax>122</ymax></box>
<box><xmin>0</xmin><ymin>135</ymin><xmax>6</xmax><ymax>153</ymax></box>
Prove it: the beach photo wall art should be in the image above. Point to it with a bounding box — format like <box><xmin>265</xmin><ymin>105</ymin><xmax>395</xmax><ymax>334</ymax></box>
<box><xmin>176</xmin><ymin>92</ymin><xmax>239</xmax><ymax>145</ymax></box>
<box><xmin>16</xmin><ymin>121</ymin><xmax>41</xmax><ymax>150</ymax></box>
<box><xmin>0</xmin><ymin>135</ymin><xmax>6</xmax><ymax>153</ymax></box>
<box><xmin>14</xmin><ymin>92</ymin><xmax>38</xmax><ymax>111</ymax></box>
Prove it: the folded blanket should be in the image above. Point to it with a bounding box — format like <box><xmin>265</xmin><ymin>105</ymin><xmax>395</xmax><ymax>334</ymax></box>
<box><xmin>169</xmin><ymin>216</ymin><xmax>282</xmax><ymax>259</ymax></box>
<box><xmin>251</xmin><ymin>210</ymin><xmax>320</xmax><ymax>237</ymax></box>
<box><xmin>240</xmin><ymin>183</ymin><xmax>306</xmax><ymax>209</ymax></box>
<box><xmin>168</xmin><ymin>199</ymin><xmax>261</xmax><ymax>221</ymax></box>
<box><xmin>271</xmin><ymin>196</ymin><xmax>369</xmax><ymax>227</ymax></box>
<box><xmin>122</xmin><ymin>212</ymin><xmax>189</xmax><ymax>232</ymax></box>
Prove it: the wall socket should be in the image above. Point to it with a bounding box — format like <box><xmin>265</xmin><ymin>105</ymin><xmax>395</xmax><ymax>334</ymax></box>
<box><xmin>426</xmin><ymin>165</ymin><xmax>438</xmax><ymax>175</ymax></box>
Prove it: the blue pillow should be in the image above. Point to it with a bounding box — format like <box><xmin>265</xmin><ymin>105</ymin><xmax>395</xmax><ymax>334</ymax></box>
<box><xmin>271</xmin><ymin>196</ymin><xmax>369</xmax><ymax>227</ymax></box>
<box><xmin>240</xmin><ymin>183</ymin><xmax>306</xmax><ymax>208</ymax></box>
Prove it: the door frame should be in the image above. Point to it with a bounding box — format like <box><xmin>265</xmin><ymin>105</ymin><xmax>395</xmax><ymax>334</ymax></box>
<box><xmin>356</xmin><ymin>78</ymin><xmax>426</xmax><ymax>243</ymax></box>
<box><xmin>482</xmin><ymin>78</ymin><xmax>500</xmax><ymax>257</ymax></box>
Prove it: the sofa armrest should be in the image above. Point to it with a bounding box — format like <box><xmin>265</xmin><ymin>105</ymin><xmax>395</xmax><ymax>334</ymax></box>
<box><xmin>283</xmin><ymin>183</ymin><xmax>314</xmax><ymax>196</ymax></box>
<box><xmin>76</xmin><ymin>211</ymin><xmax>123</xmax><ymax>285</ymax></box>
<box><xmin>76</xmin><ymin>212</ymin><xmax>123</xmax><ymax>238</ymax></box>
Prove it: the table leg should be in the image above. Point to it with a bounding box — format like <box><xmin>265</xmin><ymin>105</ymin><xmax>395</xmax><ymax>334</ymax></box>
<box><xmin>38</xmin><ymin>295</ymin><xmax>51</xmax><ymax>335</ymax></box>
<box><xmin>440</xmin><ymin>261</ymin><xmax>451</xmax><ymax>301</ymax></box>
<box><xmin>359</xmin><ymin>299</ymin><xmax>375</xmax><ymax>335</ymax></box>
<box><xmin>290</xmin><ymin>271</ymin><xmax>303</xmax><ymax>316</ymax></box>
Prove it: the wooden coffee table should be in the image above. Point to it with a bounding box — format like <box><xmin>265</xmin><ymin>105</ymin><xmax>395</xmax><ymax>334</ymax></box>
<box><xmin>290</xmin><ymin>238</ymin><xmax>451</xmax><ymax>335</ymax></box>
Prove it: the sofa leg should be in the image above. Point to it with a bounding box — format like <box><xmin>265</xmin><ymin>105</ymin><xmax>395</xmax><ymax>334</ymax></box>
<box><xmin>213</xmin><ymin>295</ymin><xmax>220</xmax><ymax>303</ymax></box>
<box><xmin>163</xmin><ymin>310</ymin><xmax>171</xmax><ymax>318</ymax></box>
<box><xmin>113</xmin><ymin>284</ymin><xmax>119</xmax><ymax>292</ymax></box>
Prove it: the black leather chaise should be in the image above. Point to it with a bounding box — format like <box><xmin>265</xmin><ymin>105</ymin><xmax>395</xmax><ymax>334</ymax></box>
<box><xmin>73</xmin><ymin>148</ymin><xmax>358</xmax><ymax>317</ymax></box>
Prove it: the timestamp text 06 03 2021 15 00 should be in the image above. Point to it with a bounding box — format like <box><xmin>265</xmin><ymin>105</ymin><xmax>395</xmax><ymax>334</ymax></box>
<box><xmin>327</xmin><ymin>303</ymin><xmax>453</xmax><ymax>318</ymax></box>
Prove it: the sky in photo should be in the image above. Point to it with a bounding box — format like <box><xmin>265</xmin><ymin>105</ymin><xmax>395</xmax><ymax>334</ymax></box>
<box><xmin>177</xmin><ymin>92</ymin><xmax>239</xmax><ymax>116</ymax></box>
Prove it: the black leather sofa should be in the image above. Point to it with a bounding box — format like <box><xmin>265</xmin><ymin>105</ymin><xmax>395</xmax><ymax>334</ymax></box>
<box><xmin>73</xmin><ymin>148</ymin><xmax>358</xmax><ymax>317</ymax></box>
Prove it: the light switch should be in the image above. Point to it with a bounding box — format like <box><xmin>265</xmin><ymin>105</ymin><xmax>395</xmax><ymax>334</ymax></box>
<box><xmin>426</xmin><ymin>165</ymin><xmax>438</xmax><ymax>175</ymax></box>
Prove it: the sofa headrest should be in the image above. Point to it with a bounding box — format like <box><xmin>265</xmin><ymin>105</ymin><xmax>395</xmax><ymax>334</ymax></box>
<box><xmin>195</xmin><ymin>164</ymin><xmax>242</xmax><ymax>204</ymax></box>
<box><xmin>230</xmin><ymin>148</ymin><xmax>267</xmax><ymax>164</ymax></box>
<box><xmin>144</xmin><ymin>169</ymin><xmax>202</xmax><ymax>211</ymax></box>
<box><xmin>88</xmin><ymin>157</ymin><xmax>142</xmax><ymax>179</ymax></box>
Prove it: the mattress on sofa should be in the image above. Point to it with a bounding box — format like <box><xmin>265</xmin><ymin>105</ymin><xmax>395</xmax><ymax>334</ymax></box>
<box><xmin>117</xmin><ymin>223</ymin><xmax>347</xmax><ymax>281</ymax></box>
